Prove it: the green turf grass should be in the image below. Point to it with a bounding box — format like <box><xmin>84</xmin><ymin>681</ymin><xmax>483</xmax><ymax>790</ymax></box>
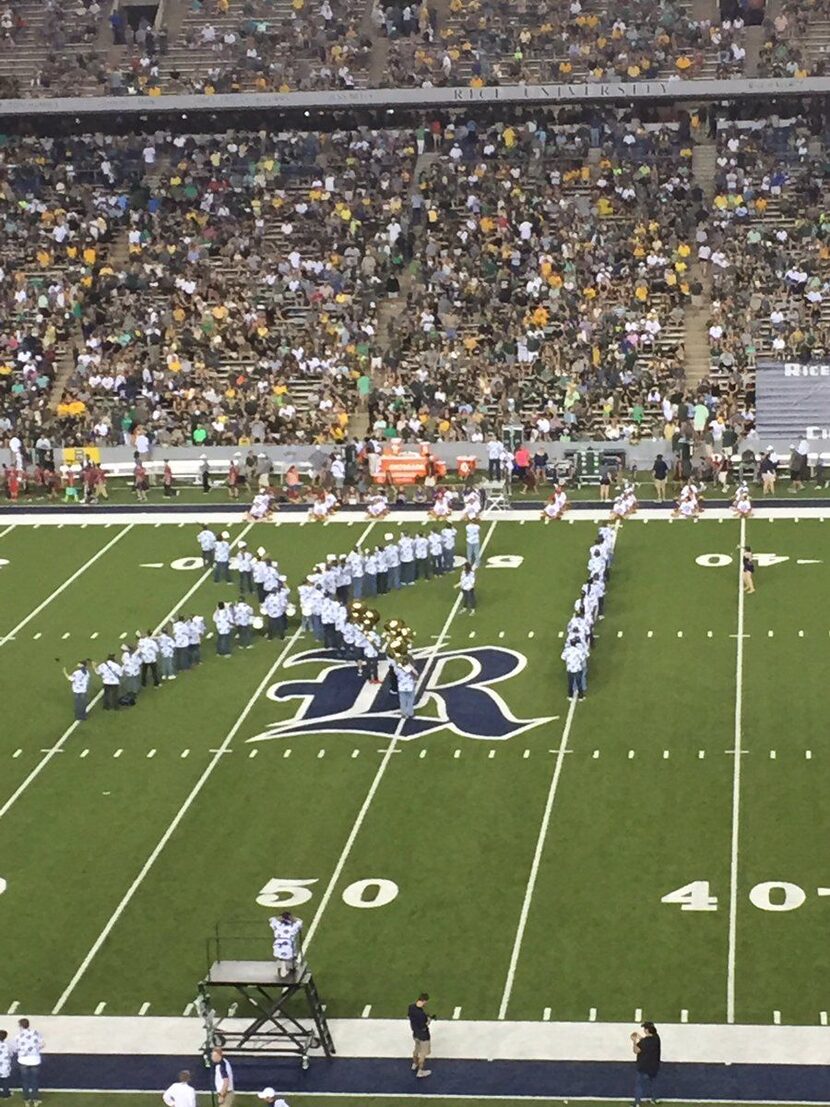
<box><xmin>3</xmin><ymin>516</ymin><xmax>830</xmax><ymax>1027</ymax></box>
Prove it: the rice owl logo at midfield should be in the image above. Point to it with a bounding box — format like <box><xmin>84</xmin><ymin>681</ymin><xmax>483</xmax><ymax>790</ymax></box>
<box><xmin>248</xmin><ymin>646</ymin><xmax>554</xmax><ymax>743</ymax></box>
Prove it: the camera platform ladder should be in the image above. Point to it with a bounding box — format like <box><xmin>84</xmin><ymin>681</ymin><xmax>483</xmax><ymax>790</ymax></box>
<box><xmin>198</xmin><ymin>921</ymin><xmax>335</xmax><ymax>1070</ymax></box>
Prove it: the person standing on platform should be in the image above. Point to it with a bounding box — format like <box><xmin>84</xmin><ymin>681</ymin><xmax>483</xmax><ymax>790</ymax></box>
<box><xmin>162</xmin><ymin>1070</ymin><xmax>196</xmax><ymax>1107</ymax></box>
<box><xmin>269</xmin><ymin>911</ymin><xmax>304</xmax><ymax>978</ymax></box>
<box><xmin>210</xmin><ymin>1048</ymin><xmax>234</xmax><ymax>1107</ymax></box>
<box><xmin>197</xmin><ymin>525</ymin><xmax>216</xmax><ymax>567</ymax></box>
<box><xmin>96</xmin><ymin>654</ymin><xmax>122</xmax><ymax>710</ymax></box>
<box><xmin>214</xmin><ymin>532</ymin><xmax>231</xmax><ymax>583</ymax></box>
<box><xmin>12</xmin><ymin>1018</ymin><xmax>44</xmax><ymax>1107</ymax></box>
<box><xmin>407</xmin><ymin>994</ymin><xmax>432</xmax><ymax>1079</ymax></box>
<box><xmin>63</xmin><ymin>660</ymin><xmax>90</xmax><ymax>722</ymax></box>
<box><xmin>631</xmin><ymin>1021</ymin><xmax>661</xmax><ymax>1106</ymax></box>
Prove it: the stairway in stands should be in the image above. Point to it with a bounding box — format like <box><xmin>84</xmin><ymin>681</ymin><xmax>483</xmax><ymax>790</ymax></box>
<box><xmin>684</xmin><ymin>141</ymin><xmax>718</xmax><ymax>388</ymax></box>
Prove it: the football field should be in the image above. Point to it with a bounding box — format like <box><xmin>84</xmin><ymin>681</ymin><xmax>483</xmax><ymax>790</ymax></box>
<box><xmin>1</xmin><ymin>508</ymin><xmax>829</xmax><ymax>1028</ymax></box>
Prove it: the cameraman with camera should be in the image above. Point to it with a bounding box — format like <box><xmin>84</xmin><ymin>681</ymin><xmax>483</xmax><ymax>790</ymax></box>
<box><xmin>407</xmin><ymin>993</ymin><xmax>433</xmax><ymax>1078</ymax></box>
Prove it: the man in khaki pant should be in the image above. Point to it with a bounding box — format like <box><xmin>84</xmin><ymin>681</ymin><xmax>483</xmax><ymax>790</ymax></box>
<box><xmin>407</xmin><ymin>993</ymin><xmax>432</xmax><ymax>1078</ymax></box>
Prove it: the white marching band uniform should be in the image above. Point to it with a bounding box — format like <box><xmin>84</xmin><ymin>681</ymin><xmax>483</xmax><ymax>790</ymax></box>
<box><xmin>309</xmin><ymin>491</ymin><xmax>338</xmax><ymax>520</ymax></box>
<box><xmin>269</xmin><ymin>914</ymin><xmax>304</xmax><ymax>977</ymax></box>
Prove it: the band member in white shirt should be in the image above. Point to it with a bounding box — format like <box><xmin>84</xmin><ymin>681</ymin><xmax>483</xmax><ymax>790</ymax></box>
<box><xmin>172</xmin><ymin>615</ymin><xmax>190</xmax><ymax>671</ymax></box>
<box><xmin>96</xmin><ymin>654</ymin><xmax>122</xmax><ymax>710</ymax></box>
<box><xmin>197</xmin><ymin>525</ymin><xmax>216</xmax><ymax>567</ymax></box>
<box><xmin>459</xmin><ymin>562</ymin><xmax>476</xmax><ymax>614</ymax></box>
<box><xmin>138</xmin><ymin>630</ymin><xmax>161</xmax><ymax>687</ymax></box>
<box><xmin>156</xmin><ymin>627</ymin><xmax>176</xmax><ymax>681</ymax></box>
<box><xmin>234</xmin><ymin>597</ymin><xmax>254</xmax><ymax>648</ymax></box>
<box><xmin>213</xmin><ymin>602</ymin><xmax>235</xmax><ymax>656</ymax></box>
<box><xmin>213</xmin><ymin>532</ymin><xmax>232</xmax><ymax>583</ymax></box>
<box><xmin>64</xmin><ymin>660</ymin><xmax>91</xmax><ymax>721</ymax></box>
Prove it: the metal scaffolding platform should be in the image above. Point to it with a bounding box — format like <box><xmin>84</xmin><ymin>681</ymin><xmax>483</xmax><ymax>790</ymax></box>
<box><xmin>198</xmin><ymin>922</ymin><xmax>335</xmax><ymax>1069</ymax></box>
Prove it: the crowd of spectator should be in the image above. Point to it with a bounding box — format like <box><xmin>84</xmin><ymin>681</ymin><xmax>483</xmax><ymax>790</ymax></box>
<box><xmin>700</xmin><ymin>114</ymin><xmax>830</xmax><ymax>430</ymax></box>
<box><xmin>0</xmin><ymin>0</ymin><xmax>759</xmax><ymax>99</ymax></box>
<box><xmin>2</xmin><ymin>104</ymin><xmax>830</xmax><ymax>459</ymax></box>
<box><xmin>383</xmin><ymin>0</ymin><xmax>747</xmax><ymax>88</ymax></box>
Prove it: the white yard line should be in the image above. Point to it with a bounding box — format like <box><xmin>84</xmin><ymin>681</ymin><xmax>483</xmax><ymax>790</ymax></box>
<box><xmin>51</xmin><ymin>521</ymin><xmax>377</xmax><ymax>1015</ymax></box>
<box><xmin>498</xmin><ymin>693</ymin><xmax>579</xmax><ymax>1020</ymax></box>
<box><xmin>0</xmin><ymin>522</ymin><xmax>257</xmax><ymax>823</ymax></box>
<box><xmin>727</xmin><ymin>514</ymin><xmax>747</xmax><ymax>1024</ymax></box>
<box><xmin>498</xmin><ymin>521</ymin><xmax>620</xmax><ymax>1020</ymax></box>
<box><xmin>304</xmin><ymin>519</ymin><xmax>498</xmax><ymax>950</ymax></box>
<box><xmin>0</xmin><ymin>523</ymin><xmax>16</xmax><ymax>539</ymax></box>
<box><xmin>0</xmin><ymin>524</ymin><xmax>134</xmax><ymax>647</ymax></box>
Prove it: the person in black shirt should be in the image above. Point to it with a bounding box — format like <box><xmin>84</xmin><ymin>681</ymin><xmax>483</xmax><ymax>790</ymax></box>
<box><xmin>407</xmin><ymin>993</ymin><xmax>432</xmax><ymax>1078</ymax></box>
<box><xmin>652</xmin><ymin>454</ymin><xmax>669</xmax><ymax>502</ymax></box>
<box><xmin>631</xmin><ymin>1021</ymin><xmax>661</xmax><ymax>1105</ymax></box>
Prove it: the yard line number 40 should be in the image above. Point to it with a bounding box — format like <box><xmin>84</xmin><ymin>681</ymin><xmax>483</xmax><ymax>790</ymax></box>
<box><xmin>662</xmin><ymin>880</ymin><xmax>830</xmax><ymax>912</ymax></box>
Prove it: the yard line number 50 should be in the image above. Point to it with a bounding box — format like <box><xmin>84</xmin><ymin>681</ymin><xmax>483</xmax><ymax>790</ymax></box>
<box><xmin>256</xmin><ymin>877</ymin><xmax>399</xmax><ymax>910</ymax></box>
<box><xmin>662</xmin><ymin>879</ymin><xmax>823</xmax><ymax>912</ymax></box>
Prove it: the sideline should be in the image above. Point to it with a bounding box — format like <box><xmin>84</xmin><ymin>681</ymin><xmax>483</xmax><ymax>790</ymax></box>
<box><xmin>15</xmin><ymin>1014</ymin><xmax>830</xmax><ymax>1065</ymax></box>
<box><xmin>2</xmin><ymin>505</ymin><xmax>830</xmax><ymax>526</ymax></box>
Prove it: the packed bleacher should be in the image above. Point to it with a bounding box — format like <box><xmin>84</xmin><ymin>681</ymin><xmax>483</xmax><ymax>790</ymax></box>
<box><xmin>0</xmin><ymin>0</ymin><xmax>756</xmax><ymax>99</ymax></box>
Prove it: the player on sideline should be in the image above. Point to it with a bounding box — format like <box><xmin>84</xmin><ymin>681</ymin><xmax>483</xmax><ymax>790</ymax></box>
<box><xmin>541</xmin><ymin>484</ymin><xmax>568</xmax><ymax>523</ymax></box>
<box><xmin>732</xmin><ymin>482</ymin><xmax>753</xmax><ymax>518</ymax></box>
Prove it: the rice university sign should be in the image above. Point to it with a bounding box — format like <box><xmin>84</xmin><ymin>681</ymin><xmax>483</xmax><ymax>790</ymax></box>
<box><xmin>755</xmin><ymin>360</ymin><xmax>830</xmax><ymax>443</ymax></box>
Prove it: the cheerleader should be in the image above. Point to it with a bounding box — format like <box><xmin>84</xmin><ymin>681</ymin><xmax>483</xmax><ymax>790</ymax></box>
<box><xmin>462</xmin><ymin>488</ymin><xmax>482</xmax><ymax>521</ymax></box>
<box><xmin>366</xmin><ymin>492</ymin><xmax>389</xmax><ymax>519</ymax></box>
<box><xmin>246</xmin><ymin>490</ymin><xmax>274</xmax><ymax>521</ymax></box>
<box><xmin>732</xmin><ymin>482</ymin><xmax>753</xmax><ymax>518</ymax></box>
<box><xmin>429</xmin><ymin>487</ymin><xmax>452</xmax><ymax>520</ymax></box>
<box><xmin>309</xmin><ymin>490</ymin><xmax>338</xmax><ymax>521</ymax></box>
<box><xmin>673</xmin><ymin>481</ymin><xmax>702</xmax><ymax>520</ymax></box>
<box><xmin>541</xmin><ymin>485</ymin><xmax>568</xmax><ymax>523</ymax></box>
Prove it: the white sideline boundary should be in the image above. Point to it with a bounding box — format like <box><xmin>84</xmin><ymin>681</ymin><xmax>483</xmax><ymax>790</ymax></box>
<box><xmin>51</xmin><ymin>522</ymin><xmax>378</xmax><ymax>1014</ymax></box>
<box><xmin>39</xmin><ymin>1096</ymin><xmax>830</xmax><ymax>1106</ymax></box>
<box><xmin>12</xmin><ymin>1014</ymin><xmax>830</xmax><ymax>1065</ymax></box>
<box><xmin>1</xmin><ymin>505</ymin><xmax>829</xmax><ymax>526</ymax></box>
